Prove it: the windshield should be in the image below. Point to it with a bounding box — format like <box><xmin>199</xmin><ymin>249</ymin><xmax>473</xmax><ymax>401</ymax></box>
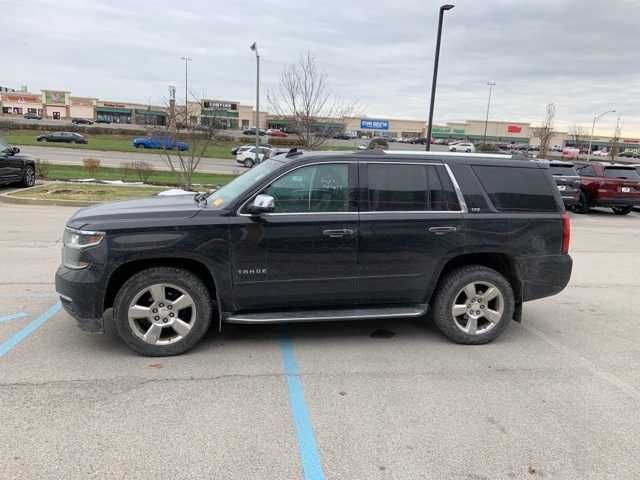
<box><xmin>604</xmin><ymin>167</ymin><xmax>640</xmax><ymax>179</ymax></box>
<box><xmin>206</xmin><ymin>159</ymin><xmax>283</xmax><ymax>209</ymax></box>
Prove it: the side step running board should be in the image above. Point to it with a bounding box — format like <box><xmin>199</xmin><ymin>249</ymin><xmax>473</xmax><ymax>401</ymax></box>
<box><xmin>225</xmin><ymin>304</ymin><xmax>428</xmax><ymax>324</ymax></box>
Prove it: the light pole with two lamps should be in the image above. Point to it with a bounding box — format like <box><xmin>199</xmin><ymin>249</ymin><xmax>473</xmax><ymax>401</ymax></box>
<box><xmin>587</xmin><ymin>109</ymin><xmax>615</xmax><ymax>161</ymax></box>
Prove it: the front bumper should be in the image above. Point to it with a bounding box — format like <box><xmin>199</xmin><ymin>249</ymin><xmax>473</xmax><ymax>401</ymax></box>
<box><xmin>55</xmin><ymin>265</ymin><xmax>106</xmax><ymax>333</ymax></box>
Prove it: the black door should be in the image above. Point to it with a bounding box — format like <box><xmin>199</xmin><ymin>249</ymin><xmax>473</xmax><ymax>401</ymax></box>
<box><xmin>230</xmin><ymin>161</ymin><xmax>360</xmax><ymax>310</ymax></box>
<box><xmin>356</xmin><ymin>161</ymin><xmax>466</xmax><ymax>305</ymax></box>
<box><xmin>0</xmin><ymin>148</ymin><xmax>22</xmax><ymax>183</ymax></box>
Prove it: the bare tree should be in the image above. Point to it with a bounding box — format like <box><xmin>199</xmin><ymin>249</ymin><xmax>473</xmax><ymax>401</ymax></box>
<box><xmin>608</xmin><ymin>118</ymin><xmax>622</xmax><ymax>161</ymax></box>
<box><xmin>156</xmin><ymin>99</ymin><xmax>220</xmax><ymax>191</ymax></box>
<box><xmin>531</xmin><ymin>103</ymin><xmax>556</xmax><ymax>157</ymax></box>
<box><xmin>268</xmin><ymin>52</ymin><xmax>352</xmax><ymax>149</ymax></box>
<box><xmin>568</xmin><ymin>125</ymin><xmax>589</xmax><ymax>153</ymax></box>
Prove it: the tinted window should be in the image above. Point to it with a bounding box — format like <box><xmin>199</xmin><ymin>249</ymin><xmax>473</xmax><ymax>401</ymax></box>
<box><xmin>265</xmin><ymin>163</ymin><xmax>351</xmax><ymax>213</ymax></box>
<box><xmin>472</xmin><ymin>165</ymin><xmax>557</xmax><ymax>212</ymax></box>
<box><xmin>576</xmin><ymin>164</ymin><xmax>597</xmax><ymax>177</ymax></box>
<box><xmin>367</xmin><ymin>163</ymin><xmax>460</xmax><ymax>211</ymax></box>
<box><xmin>604</xmin><ymin>167</ymin><xmax>640</xmax><ymax>180</ymax></box>
<box><xmin>549</xmin><ymin>165</ymin><xmax>578</xmax><ymax>176</ymax></box>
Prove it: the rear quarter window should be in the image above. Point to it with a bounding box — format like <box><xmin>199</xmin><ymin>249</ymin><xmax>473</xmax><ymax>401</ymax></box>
<box><xmin>603</xmin><ymin>167</ymin><xmax>640</xmax><ymax>180</ymax></box>
<box><xmin>549</xmin><ymin>165</ymin><xmax>578</xmax><ymax>176</ymax></box>
<box><xmin>472</xmin><ymin>165</ymin><xmax>558</xmax><ymax>212</ymax></box>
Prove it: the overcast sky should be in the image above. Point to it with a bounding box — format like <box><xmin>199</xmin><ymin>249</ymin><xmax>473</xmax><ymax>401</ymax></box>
<box><xmin>2</xmin><ymin>0</ymin><xmax>639</xmax><ymax>135</ymax></box>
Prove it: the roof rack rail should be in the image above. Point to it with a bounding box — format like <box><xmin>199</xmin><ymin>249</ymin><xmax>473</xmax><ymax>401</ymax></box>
<box><xmin>285</xmin><ymin>148</ymin><xmax>304</xmax><ymax>158</ymax></box>
<box><xmin>354</xmin><ymin>148</ymin><xmax>386</xmax><ymax>154</ymax></box>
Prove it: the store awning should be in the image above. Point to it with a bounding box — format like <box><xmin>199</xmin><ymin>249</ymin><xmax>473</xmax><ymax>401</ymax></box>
<box><xmin>96</xmin><ymin>107</ymin><xmax>131</xmax><ymax>114</ymax></box>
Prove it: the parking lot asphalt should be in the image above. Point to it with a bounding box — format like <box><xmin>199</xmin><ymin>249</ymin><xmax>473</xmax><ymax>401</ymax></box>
<box><xmin>1</xmin><ymin>203</ymin><xmax>640</xmax><ymax>479</ymax></box>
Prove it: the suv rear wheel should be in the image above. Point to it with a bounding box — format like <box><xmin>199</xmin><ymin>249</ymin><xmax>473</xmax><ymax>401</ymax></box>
<box><xmin>113</xmin><ymin>267</ymin><xmax>212</xmax><ymax>356</ymax></box>
<box><xmin>432</xmin><ymin>266</ymin><xmax>514</xmax><ymax>345</ymax></box>
<box><xmin>612</xmin><ymin>206</ymin><xmax>633</xmax><ymax>215</ymax></box>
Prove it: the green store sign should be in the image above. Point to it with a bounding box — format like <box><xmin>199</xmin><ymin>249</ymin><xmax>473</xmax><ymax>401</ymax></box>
<box><xmin>432</xmin><ymin>127</ymin><xmax>465</xmax><ymax>134</ymax></box>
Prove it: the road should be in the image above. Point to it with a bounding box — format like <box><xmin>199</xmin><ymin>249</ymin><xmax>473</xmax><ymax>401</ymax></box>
<box><xmin>1</xmin><ymin>201</ymin><xmax>640</xmax><ymax>479</ymax></box>
<box><xmin>17</xmin><ymin>142</ymin><xmax>439</xmax><ymax>176</ymax></box>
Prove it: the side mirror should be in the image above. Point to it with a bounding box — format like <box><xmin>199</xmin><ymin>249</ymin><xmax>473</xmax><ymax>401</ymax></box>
<box><xmin>247</xmin><ymin>194</ymin><xmax>275</xmax><ymax>215</ymax></box>
<box><xmin>11</xmin><ymin>147</ymin><xmax>20</xmax><ymax>155</ymax></box>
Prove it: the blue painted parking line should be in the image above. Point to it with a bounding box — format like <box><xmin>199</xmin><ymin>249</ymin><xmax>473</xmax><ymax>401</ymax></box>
<box><xmin>0</xmin><ymin>303</ymin><xmax>61</xmax><ymax>358</ymax></box>
<box><xmin>0</xmin><ymin>312</ymin><xmax>28</xmax><ymax>324</ymax></box>
<box><xmin>280</xmin><ymin>335</ymin><xmax>326</xmax><ymax>480</ymax></box>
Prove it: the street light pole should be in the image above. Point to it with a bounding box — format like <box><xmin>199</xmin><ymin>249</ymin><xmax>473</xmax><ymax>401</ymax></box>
<box><xmin>181</xmin><ymin>56</ymin><xmax>192</xmax><ymax>128</ymax></box>
<box><xmin>483</xmin><ymin>81</ymin><xmax>496</xmax><ymax>144</ymax></box>
<box><xmin>587</xmin><ymin>109</ymin><xmax>615</xmax><ymax>161</ymax></box>
<box><xmin>250</xmin><ymin>42</ymin><xmax>260</xmax><ymax>164</ymax></box>
<box><xmin>426</xmin><ymin>4</ymin><xmax>455</xmax><ymax>152</ymax></box>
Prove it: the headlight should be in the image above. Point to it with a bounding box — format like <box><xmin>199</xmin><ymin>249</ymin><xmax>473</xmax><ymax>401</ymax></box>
<box><xmin>62</xmin><ymin>227</ymin><xmax>105</xmax><ymax>269</ymax></box>
<box><xmin>63</xmin><ymin>227</ymin><xmax>105</xmax><ymax>249</ymax></box>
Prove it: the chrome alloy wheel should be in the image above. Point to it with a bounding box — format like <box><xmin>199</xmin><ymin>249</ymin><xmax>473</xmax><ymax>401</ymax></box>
<box><xmin>451</xmin><ymin>281</ymin><xmax>504</xmax><ymax>335</ymax></box>
<box><xmin>127</xmin><ymin>283</ymin><xmax>196</xmax><ymax>345</ymax></box>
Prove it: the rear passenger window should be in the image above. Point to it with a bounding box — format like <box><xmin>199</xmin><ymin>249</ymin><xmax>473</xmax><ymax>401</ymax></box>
<box><xmin>367</xmin><ymin>163</ymin><xmax>460</xmax><ymax>211</ymax></box>
<box><xmin>576</xmin><ymin>165</ymin><xmax>596</xmax><ymax>177</ymax></box>
<box><xmin>472</xmin><ymin>165</ymin><xmax>557</xmax><ymax>212</ymax></box>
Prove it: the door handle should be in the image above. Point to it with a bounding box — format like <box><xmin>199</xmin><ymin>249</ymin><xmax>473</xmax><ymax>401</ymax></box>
<box><xmin>428</xmin><ymin>226</ymin><xmax>457</xmax><ymax>235</ymax></box>
<box><xmin>323</xmin><ymin>228</ymin><xmax>354</xmax><ymax>238</ymax></box>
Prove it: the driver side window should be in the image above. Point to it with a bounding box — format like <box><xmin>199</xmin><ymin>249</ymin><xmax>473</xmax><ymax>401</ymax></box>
<box><xmin>264</xmin><ymin>163</ymin><xmax>351</xmax><ymax>213</ymax></box>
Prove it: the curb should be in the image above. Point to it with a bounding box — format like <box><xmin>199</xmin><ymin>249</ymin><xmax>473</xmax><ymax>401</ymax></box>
<box><xmin>0</xmin><ymin>192</ymin><xmax>98</xmax><ymax>207</ymax></box>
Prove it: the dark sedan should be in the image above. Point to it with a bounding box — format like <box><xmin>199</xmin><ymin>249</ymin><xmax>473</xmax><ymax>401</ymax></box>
<box><xmin>37</xmin><ymin>132</ymin><xmax>88</xmax><ymax>144</ymax></box>
<box><xmin>72</xmin><ymin>118</ymin><xmax>94</xmax><ymax>125</ymax></box>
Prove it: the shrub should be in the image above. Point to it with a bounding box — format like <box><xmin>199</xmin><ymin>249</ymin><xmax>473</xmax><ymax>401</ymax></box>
<box><xmin>477</xmin><ymin>143</ymin><xmax>499</xmax><ymax>152</ymax></box>
<box><xmin>120</xmin><ymin>161</ymin><xmax>135</xmax><ymax>181</ymax></box>
<box><xmin>133</xmin><ymin>160</ymin><xmax>154</xmax><ymax>182</ymax></box>
<box><xmin>83</xmin><ymin>158</ymin><xmax>101</xmax><ymax>177</ymax></box>
<box><xmin>36</xmin><ymin>159</ymin><xmax>50</xmax><ymax>179</ymax></box>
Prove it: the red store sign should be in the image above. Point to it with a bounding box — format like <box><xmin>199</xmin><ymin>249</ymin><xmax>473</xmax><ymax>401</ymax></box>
<box><xmin>507</xmin><ymin>125</ymin><xmax>522</xmax><ymax>133</ymax></box>
<box><xmin>2</xmin><ymin>93</ymin><xmax>40</xmax><ymax>103</ymax></box>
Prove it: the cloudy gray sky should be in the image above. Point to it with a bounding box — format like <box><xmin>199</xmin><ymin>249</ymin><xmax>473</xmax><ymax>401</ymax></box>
<box><xmin>2</xmin><ymin>0</ymin><xmax>639</xmax><ymax>135</ymax></box>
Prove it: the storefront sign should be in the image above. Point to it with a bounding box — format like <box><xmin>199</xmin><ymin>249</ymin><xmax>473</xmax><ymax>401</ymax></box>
<box><xmin>204</xmin><ymin>101</ymin><xmax>238</xmax><ymax>110</ymax></box>
<box><xmin>360</xmin><ymin>119</ymin><xmax>389</xmax><ymax>130</ymax></box>
<box><xmin>44</xmin><ymin>90</ymin><xmax>66</xmax><ymax>105</ymax></box>
<box><xmin>71</xmin><ymin>97</ymin><xmax>94</xmax><ymax>107</ymax></box>
<box><xmin>102</xmin><ymin>102</ymin><xmax>126</xmax><ymax>108</ymax></box>
<box><xmin>1</xmin><ymin>93</ymin><xmax>40</xmax><ymax>103</ymax></box>
<box><xmin>452</xmin><ymin>128</ymin><xmax>465</xmax><ymax>134</ymax></box>
<box><xmin>507</xmin><ymin>125</ymin><xmax>523</xmax><ymax>133</ymax></box>
<box><xmin>432</xmin><ymin>127</ymin><xmax>450</xmax><ymax>133</ymax></box>
<box><xmin>623</xmin><ymin>139</ymin><xmax>639</xmax><ymax>144</ymax></box>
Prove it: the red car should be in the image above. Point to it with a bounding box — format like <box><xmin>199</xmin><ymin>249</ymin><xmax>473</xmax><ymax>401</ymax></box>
<box><xmin>573</xmin><ymin>162</ymin><xmax>640</xmax><ymax>215</ymax></box>
<box><xmin>267</xmin><ymin>129</ymin><xmax>288</xmax><ymax>137</ymax></box>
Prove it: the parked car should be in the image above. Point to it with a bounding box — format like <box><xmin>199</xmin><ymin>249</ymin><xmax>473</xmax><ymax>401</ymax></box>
<box><xmin>95</xmin><ymin>118</ymin><xmax>112</xmax><ymax>124</ymax></box>
<box><xmin>534</xmin><ymin>159</ymin><xmax>581</xmax><ymax>208</ymax></box>
<box><xmin>23</xmin><ymin>112</ymin><xmax>42</xmax><ymax>120</ymax></box>
<box><xmin>333</xmin><ymin>133</ymin><xmax>356</xmax><ymax>140</ymax></box>
<box><xmin>236</xmin><ymin>146</ymin><xmax>272</xmax><ymax>167</ymax></box>
<box><xmin>37</xmin><ymin>132</ymin><xmax>88</xmax><ymax>144</ymax></box>
<box><xmin>72</xmin><ymin>118</ymin><xmax>94</xmax><ymax>125</ymax></box>
<box><xmin>266</xmin><ymin>129</ymin><xmax>288</xmax><ymax>137</ymax></box>
<box><xmin>0</xmin><ymin>140</ymin><xmax>36</xmax><ymax>187</ymax></box>
<box><xmin>592</xmin><ymin>149</ymin><xmax>609</xmax><ymax>158</ymax></box>
<box><xmin>619</xmin><ymin>150</ymin><xmax>640</xmax><ymax>159</ymax></box>
<box><xmin>232</xmin><ymin>144</ymin><xmax>272</xmax><ymax>156</ymax></box>
<box><xmin>449</xmin><ymin>142</ymin><xmax>475</xmax><ymax>153</ymax></box>
<box><xmin>242</xmin><ymin>128</ymin><xmax>267</xmax><ymax>136</ymax></box>
<box><xmin>132</xmin><ymin>136</ymin><xmax>189</xmax><ymax>151</ymax></box>
<box><xmin>573</xmin><ymin>162</ymin><xmax>640</xmax><ymax>214</ymax></box>
<box><xmin>561</xmin><ymin>147</ymin><xmax>580</xmax><ymax>159</ymax></box>
<box><xmin>551</xmin><ymin>145</ymin><xmax>564</xmax><ymax>152</ymax></box>
<box><xmin>55</xmin><ymin>149</ymin><xmax>572</xmax><ymax>356</ymax></box>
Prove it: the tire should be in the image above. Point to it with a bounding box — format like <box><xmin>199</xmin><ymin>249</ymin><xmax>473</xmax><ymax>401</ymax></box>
<box><xmin>243</xmin><ymin>158</ymin><xmax>255</xmax><ymax>168</ymax></box>
<box><xmin>466</xmin><ymin>148</ymin><xmax>471</xmax><ymax>153</ymax></box>
<box><xmin>113</xmin><ymin>267</ymin><xmax>212</xmax><ymax>356</ymax></box>
<box><xmin>450</xmin><ymin>148</ymin><xmax>457</xmax><ymax>152</ymax></box>
<box><xmin>19</xmin><ymin>165</ymin><xmax>36</xmax><ymax>187</ymax></box>
<box><xmin>135</xmin><ymin>143</ymin><xmax>143</xmax><ymax>148</ymax></box>
<box><xmin>432</xmin><ymin>265</ymin><xmax>515</xmax><ymax>345</ymax></box>
<box><xmin>575</xmin><ymin>191</ymin><xmax>591</xmax><ymax>214</ymax></box>
<box><xmin>612</xmin><ymin>206</ymin><xmax>633</xmax><ymax>215</ymax></box>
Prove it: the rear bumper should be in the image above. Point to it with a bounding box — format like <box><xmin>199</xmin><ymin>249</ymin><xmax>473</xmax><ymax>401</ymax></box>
<box><xmin>520</xmin><ymin>254</ymin><xmax>573</xmax><ymax>302</ymax></box>
<box><xmin>593</xmin><ymin>196</ymin><xmax>640</xmax><ymax>207</ymax></box>
<box><xmin>55</xmin><ymin>265</ymin><xmax>106</xmax><ymax>333</ymax></box>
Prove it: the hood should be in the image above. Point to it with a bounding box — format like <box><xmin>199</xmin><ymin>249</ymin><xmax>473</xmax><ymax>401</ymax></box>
<box><xmin>68</xmin><ymin>195</ymin><xmax>203</xmax><ymax>229</ymax></box>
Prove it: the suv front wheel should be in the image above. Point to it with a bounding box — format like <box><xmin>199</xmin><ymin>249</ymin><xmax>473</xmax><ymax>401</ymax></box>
<box><xmin>432</xmin><ymin>266</ymin><xmax>515</xmax><ymax>344</ymax></box>
<box><xmin>113</xmin><ymin>267</ymin><xmax>212</xmax><ymax>356</ymax></box>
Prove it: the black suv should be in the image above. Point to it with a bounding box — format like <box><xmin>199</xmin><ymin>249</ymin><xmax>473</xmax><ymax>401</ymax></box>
<box><xmin>0</xmin><ymin>140</ymin><xmax>36</xmax><ymax>187</ymax></box>
<box><xmin>55</xmin><ymin>151</ymin><xmax>572</xmax><ymax>356</ymax></box>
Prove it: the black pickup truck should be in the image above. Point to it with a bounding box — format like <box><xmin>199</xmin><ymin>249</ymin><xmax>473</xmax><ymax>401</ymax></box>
<box><xmin>56</xmin><ymin>150</ymin><xmax>573</xmax><ymax>356</ymax></box>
